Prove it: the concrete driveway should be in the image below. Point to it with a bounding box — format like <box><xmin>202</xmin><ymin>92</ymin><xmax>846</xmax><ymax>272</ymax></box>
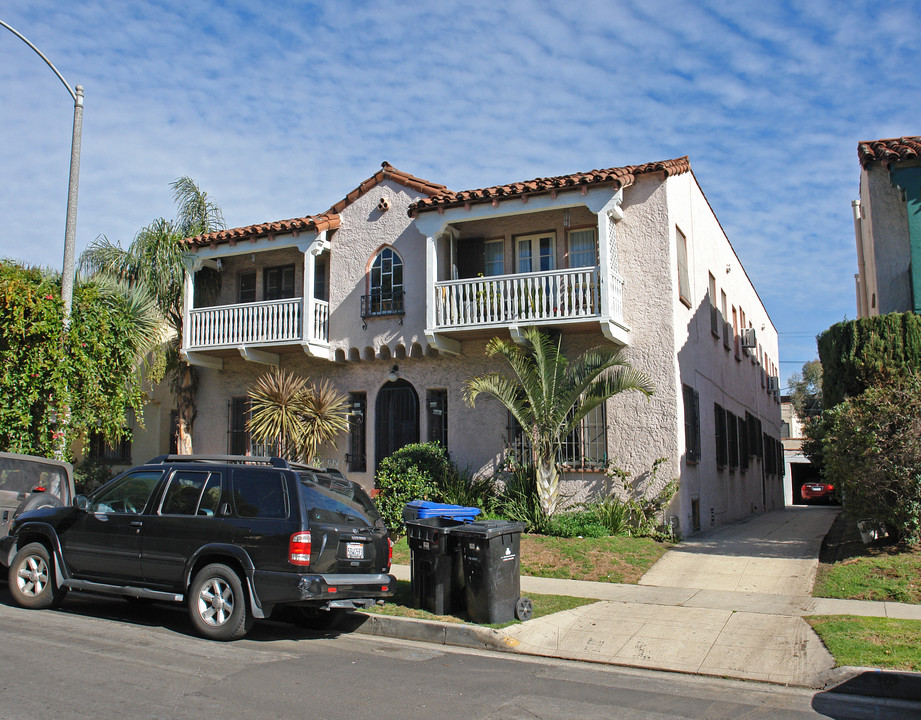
<box><xmin>639</xmin><ymin>506</ymin><xmax>838</xmax><ymax>595</ymax></box>
<box><xmin>502</xmin><ymin>507</ymin><xmax>843</xmax><ymax>686</ymax></box>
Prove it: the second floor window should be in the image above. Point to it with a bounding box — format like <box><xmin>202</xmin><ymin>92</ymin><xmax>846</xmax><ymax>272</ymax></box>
<box><xmin>364</xmin><ymin>247</ymin><xmax>404</xmax><ymax>317</ymax></box>
<box><xmin>517</xmin><ymin>233</ymin><xmax>555</xmax><ymax>273</ymax></box>
<box><xmin>676</xmin><ymin>227</ymin><xmax>691</xmax><ymax>307</ymax></box>
<box><xmin>239</xmin><ymin>271</ymin><xmax>256</xmax><ymax>303</ymax></box>
<box><xmin>568</xmin><ymin>229</ymin><xmax>597</xmax><ymax>268</ymax></box>
<box><xmin>264</xmin><ymin>264</ymin><xmax>295</xmax><ymax>301</ymax></box>
<box><xmin>484</xmin><ymin>239</ymin><xmax>504</xmax><ymax>276</ymax></box>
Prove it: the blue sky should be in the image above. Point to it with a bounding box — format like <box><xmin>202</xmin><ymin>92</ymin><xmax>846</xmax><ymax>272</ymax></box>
<box><xmin>2</xmin><ymin>1</ymin><xmax>919</xmax><ymax>388</ymax></box>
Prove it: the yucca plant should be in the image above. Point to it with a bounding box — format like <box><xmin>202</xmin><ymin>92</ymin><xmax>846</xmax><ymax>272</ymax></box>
<box><xmin>248</xmin><ymin>368</ymin><xmax>349</xmax><ymax>463</ymax></box>
<box><xmin>298</xmin><ymin>378</ymin><xmax>350</xmax><ymax>463</ymax></box>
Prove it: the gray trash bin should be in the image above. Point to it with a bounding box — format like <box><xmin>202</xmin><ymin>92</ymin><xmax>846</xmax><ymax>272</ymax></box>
<box><xmin>451</xmin><ymin>520</ymin><xmax>531</xmax><ymax>624</ymax></box>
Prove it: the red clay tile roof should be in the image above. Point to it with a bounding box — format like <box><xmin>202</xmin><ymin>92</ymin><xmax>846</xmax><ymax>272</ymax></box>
<box><xmin>858</xmin><ymin>137</ymin><xmax>921</xmax><ymax>169</ymax></box>
<box><xmin>408</xmin><ymin>156</ymin><xmax>691</xmax><ymax>215</ymax></box>
<box><xmin>185</xmin><ymin>162</ymin><xmax>446</xmax><ymax>248</ymax></box>
<box><xmin>184</xmin><ymin>214</ymin><xmax>340</xmax><ymax>248</ymax></box>
<box><xmin>324</xmin><ymin>161</ymin><xmax>448</xmax><ymax>215</ymax></box>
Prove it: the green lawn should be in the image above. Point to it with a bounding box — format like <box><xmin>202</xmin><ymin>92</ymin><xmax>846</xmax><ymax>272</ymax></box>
<box><xmin>806</xmin><ymin>616</ymin><xmax>921</xmax><ymax>672</ymax></box>
<box><xmin>363</xmin><ymin>579</ymin><xmax>595</xmax><ymax>628</ymax></box>
<box><xmin>814</xmin><ymin>553</ymin><xmax>921</xmax><ymax>604</ymax></box>
<box><xmin>809</xmin><ymin>514</ymin><xmax>921</xmax><ymax>670</ymax></box>
<box><xmin>392</xmin><ymin>532</ymin><xmax>671</xmax><ymax>584</ymax></box>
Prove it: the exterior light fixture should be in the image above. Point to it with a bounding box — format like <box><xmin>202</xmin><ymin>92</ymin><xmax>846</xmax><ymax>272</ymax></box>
<box><xmin>388</xmin><ymin>365</ymin><xmax>399</xmax><ymax>382</ymax></box>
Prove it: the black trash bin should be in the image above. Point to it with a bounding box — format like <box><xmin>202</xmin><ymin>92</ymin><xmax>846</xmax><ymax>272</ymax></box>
<box><xmin>452</xmin><ymin>520</ymin><xmax>531</xmax><ymax>624</ymax></box>
<box><xmin>403</xmin><ymin>502</ymin><xmax>479</xmax><ymax>616</ymax></box>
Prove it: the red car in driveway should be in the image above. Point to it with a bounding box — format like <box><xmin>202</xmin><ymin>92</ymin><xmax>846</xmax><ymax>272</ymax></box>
<box><xmin>800</xmin><ymin>482</ymin><xmax>837</xmax><ymax>504</ymax></box>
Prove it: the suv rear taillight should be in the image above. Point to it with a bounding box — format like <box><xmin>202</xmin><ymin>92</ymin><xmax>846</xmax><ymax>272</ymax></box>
<box><xmin>387</xmin><ymin>537</ymin><xmax>393</xmax><ymax>571</ymax></box>
<box><xmin>289</xmin><ymin>532</ymin><xmax>311</xmax><ymax>567</ymax></box>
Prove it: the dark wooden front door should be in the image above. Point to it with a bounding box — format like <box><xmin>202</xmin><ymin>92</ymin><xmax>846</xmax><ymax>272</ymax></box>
<box><xmin>375</xmin><ymin>380</ymin><xmax>419</xmax><ymax>468</ymax></box>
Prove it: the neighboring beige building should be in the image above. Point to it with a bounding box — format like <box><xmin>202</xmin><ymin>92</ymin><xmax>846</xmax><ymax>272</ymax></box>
<box><xmin>132</xmin><ymin>158</ymin><xmax>781</xmax><ymax>536</ymax></box>
<box><xmin>780</xmin><ymin>396</ymin><xmax>817</xmax><ymax>505</ymax></box>
<box><xmin>853</xmin><ymin>136</ymin><xmax>921</xmax><ymax>318</ymax></box>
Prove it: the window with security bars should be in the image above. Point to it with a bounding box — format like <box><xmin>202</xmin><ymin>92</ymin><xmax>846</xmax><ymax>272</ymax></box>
<box><xmin>229</xmin><ymin>397</ymin><xmax>252</xmax><ymax>456</ymax></box>
<box><xmin>560</xmin><ymin>404</ymin><xmax>607</xmax><ymax>469</ymax></box>
<box><xmin>507</xmin><ymin>404</ymin><xmax>607</xmax><ymax>470</ymax></box>
<box><xmin>347</xmin><ymin>392</ymin><xmax>367</xmax><ymax>472</ymax></box>
<box><xmin>746</xmin><ymin>412</ymin><xmax>763</xmax><ymax>459</ymax></box>
<box><xmin>228</xmin><ymin>398</ymin><xmax>276</xmax><ymax>457</ymax></box>
<box><xmin>714</xmin><ymin>403</ymin><xmax>727</xmax><ymax>469</ymax></box>
<box><xmin>426</xmin><ymin>389</ymin><xmax>448</xmax><ymax>450</ymax></box>
<box><xmin>682</xmin><ymin>385</ymin><xmax>700</xmax><ymax>464</ymax></box>
<box><xmin>88</xmin><ymin>431</ymin><xmax>131</xmax><ymax>464</ymax></box>
<box><xmin>727</xmin><ymin>410</ymin><xmax>739</xmax><ymax>470</ymax></box>
<box><xmin>739</xmin><ymin>414</ymin><xmax>749</xmax><ymax>473</ymax></box>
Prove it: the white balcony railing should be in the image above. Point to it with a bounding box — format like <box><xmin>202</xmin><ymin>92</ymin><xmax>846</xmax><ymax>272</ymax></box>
<box><xmin>188</xmin><ymin>297</ymin><xmax>322</xmax><ymax>349</ymax></box>
<box><xmin>434</xmin><ymin>267</ymin><xmax>605</xmax><ymax>329</ymax></box>
<box><xmin>312</xmin><ymin>299</ymin><xmax>329</xmax><ymax>344</ymax></box>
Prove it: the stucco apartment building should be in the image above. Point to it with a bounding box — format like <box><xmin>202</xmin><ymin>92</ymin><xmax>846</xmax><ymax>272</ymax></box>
<box><xmin>133</xmin><ymin>157</ymin><xmax>782</xmax><ymax>536</ymax></box>
<box><xmin>853</xmin><ymin>136</ymin><xmax>921</xmax><ymax>317</ymax></box>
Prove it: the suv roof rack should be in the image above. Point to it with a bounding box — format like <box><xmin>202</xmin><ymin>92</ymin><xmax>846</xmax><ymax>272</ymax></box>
<box><xmin>146</xmin><ymin>454</ymin><xmax>292</xmax><ymax>469</ymax></box>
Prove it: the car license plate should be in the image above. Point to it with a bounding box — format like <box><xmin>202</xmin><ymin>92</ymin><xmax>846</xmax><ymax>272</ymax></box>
<box><xmin>808</xmin><ymin>485</ymin><xmax>822</xmax><ymax>492</ymax></box>
<box><xmin>346</xmin><ymin>542</ymin><xmax>364</xmax><ymax>559</ymax></box>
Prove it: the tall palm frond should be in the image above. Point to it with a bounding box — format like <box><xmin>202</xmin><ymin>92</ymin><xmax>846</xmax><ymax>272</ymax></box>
<box><xmin>90</xmin><ymin>275</ymin><xmax>166</xmax><ymax>361</ymax></box>
<box><xmin>79</xmin><ymin>177</ymin><xmax>226</xmax><ymax>454</ymax></box>
<box><xmin>172</xmin><ymin>176</ymin><xmax>226</xmax><ymax>238</ymax></box>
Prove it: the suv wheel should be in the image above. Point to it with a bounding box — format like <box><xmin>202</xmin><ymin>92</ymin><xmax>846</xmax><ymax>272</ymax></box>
<box><xmin>188</xmin><ymin>563</ymin><xmax>254</xmax><ymax>641</ymax></box>
<box><xmin>8</xmin><ymin>542</ymin><xmax>67</xmax><ymax>609</ymax></box>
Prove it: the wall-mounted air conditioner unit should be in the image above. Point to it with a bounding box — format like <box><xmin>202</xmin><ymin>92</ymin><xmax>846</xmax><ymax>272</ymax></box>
<box><xmin>740</xmin><ymin>327</ymin><xmax>757</xmax><ymax>348</ymax></box>
<box><xmin>768</xmin><ymin>376</ymin><xmax>779</xmax><ymax>392</ymax></box>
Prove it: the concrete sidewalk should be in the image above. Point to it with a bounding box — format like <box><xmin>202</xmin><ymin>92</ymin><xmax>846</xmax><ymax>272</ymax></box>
<box><xmin>356</xmin><ymin>507</ymin><xmax>921</xmax><ymax>690</ymax></box>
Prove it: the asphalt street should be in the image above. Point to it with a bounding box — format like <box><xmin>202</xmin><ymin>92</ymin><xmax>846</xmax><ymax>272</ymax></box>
<box><xmin>0</xmin><ymin>586</ymin><xmax>918</xmax><ymax>720</ymax></box>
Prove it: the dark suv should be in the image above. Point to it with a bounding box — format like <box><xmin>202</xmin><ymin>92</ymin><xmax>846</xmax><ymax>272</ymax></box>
<box><xmin>6</xmin><ymin>455</ymin><xmax>395</xmax><ymax>640</ymax></box>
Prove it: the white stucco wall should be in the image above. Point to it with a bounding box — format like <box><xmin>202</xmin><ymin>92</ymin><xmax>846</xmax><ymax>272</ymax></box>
<box><xmin>328</xmin><ymin>179</ymin><xmax>432</xmax><ymax>359</ymax></box>
<box><xmin>662</xmin><ymin>171</ymin><xmax>783</xmax><ymax>531</ymax></box>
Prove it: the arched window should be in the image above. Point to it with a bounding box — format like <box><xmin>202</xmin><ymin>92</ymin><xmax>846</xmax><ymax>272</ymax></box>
<box><xmin>363</xmin><ymin>247</ymin><xmax>405</xmax><ymax>317</ymax></box>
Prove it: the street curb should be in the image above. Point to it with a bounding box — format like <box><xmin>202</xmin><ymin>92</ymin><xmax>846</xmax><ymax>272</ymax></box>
<box><xmin>352</xmin><ymin>613</ymin><xmax>921</xmax><ymax>700</ymax></box>
<box><xmin>352</xmin><ymin>612</ymin><xmax>516</xmax><ymax>653</ymax></box>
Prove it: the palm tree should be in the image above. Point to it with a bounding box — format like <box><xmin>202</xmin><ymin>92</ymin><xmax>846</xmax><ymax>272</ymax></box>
<box><xmin>248</xmin><ymin>368</ymin><xmax>350</xmax><ymax>463</ymax></box>
<box><xmin>80</xmin><ymin>177</ymin><xmax>225</xmax><ymax>453</ymax></box>
<box><xmin>465</xmin><ymin>327</ymin><xmax>654</xmax><ymax>517</ymax></box>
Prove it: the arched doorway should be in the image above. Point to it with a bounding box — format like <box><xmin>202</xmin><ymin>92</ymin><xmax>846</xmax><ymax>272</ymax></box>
<box><xmin>375</xmin><ymin>379</ymin><xmax>419</xmax><ymax>468</ymax></box>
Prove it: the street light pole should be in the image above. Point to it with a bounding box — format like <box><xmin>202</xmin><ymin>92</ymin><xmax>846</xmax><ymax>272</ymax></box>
<box><xmin>62</xmin><ymin>84</ymin><xmax>84</xmax><ymax>322</ymax></box>
<box><xmin>0</xmin><ymin>19</ymin><xmax>83</xmax><ymax>323</ymax></box>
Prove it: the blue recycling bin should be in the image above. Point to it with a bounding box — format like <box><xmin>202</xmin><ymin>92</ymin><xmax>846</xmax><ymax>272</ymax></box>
<box><xmin>402</xmin><ymin>500</ymin><xmax>480</xmax><ymax>522</ymax></box>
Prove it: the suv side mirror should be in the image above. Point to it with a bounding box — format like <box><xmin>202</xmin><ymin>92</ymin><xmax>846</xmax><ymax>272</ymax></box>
<box><xmin>74</xmin><ymin>495</ymin><xmax>89</xmax><ymax>511</ymax></box>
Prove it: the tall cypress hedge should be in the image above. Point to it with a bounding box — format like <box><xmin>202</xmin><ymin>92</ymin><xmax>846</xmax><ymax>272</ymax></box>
<box><xmin>818</xmin><ymin>312</ymin><xmax>921</xmax><ymax>407</ymax></box>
